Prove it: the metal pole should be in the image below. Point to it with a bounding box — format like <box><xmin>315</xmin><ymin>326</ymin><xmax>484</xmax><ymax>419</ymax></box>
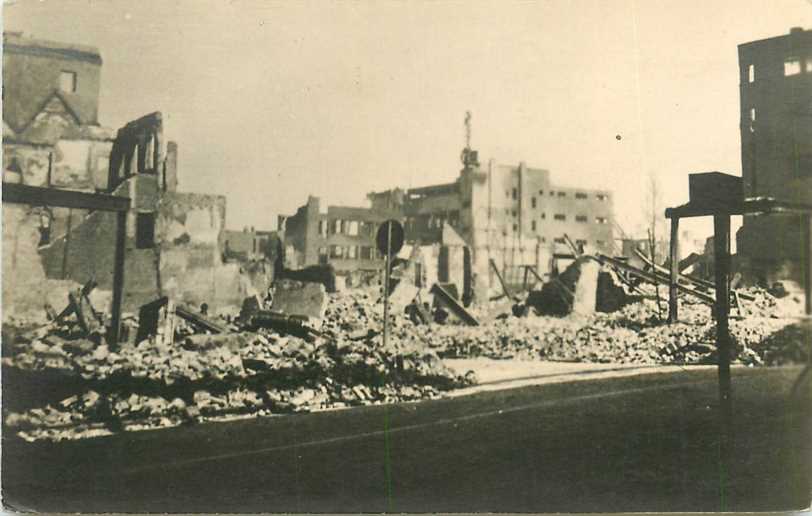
<box><xmin>713</xmin><ymin>214</ymin><xmax>732</xmax><ymax>510</ymax></box>
<box><xmin>383</xmin><ymin>222</ymin><xmax>392</xmax><ymax>350</ymax></box>
<box><xmin>668</xmin><ymin>217</ymin><xmax>680</xmax><ymax>323</ymax></box>
<box><xmin>110</xmin><ymin>210</ymin><xmax>127</xmax><ymax>347</ymax></box>
<box><xmin>804</xmin><ymin>214</ymin><xmax>811</xmax><ymax>316</ymax></box>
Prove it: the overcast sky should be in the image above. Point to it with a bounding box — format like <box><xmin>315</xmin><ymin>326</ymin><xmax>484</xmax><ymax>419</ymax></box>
<box><xmin>4</xmin><ymin>0</ymin><xmax>812</xmax><ymax>238</ymax></box>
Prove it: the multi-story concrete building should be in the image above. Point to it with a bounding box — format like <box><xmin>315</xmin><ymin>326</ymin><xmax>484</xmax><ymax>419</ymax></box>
<box><xmin>736</xmin><ymin>27</ymin><xmax>812</xmax><ymax>285</ymax></box>
<box><xmin>368</xmin><ymin>150</ymin><xmax>614</xmax><ymax>289</ymax></box>
<box><xmin>279</xmin><ymin>196</ymin><xmax>395</xmax><ymax>276</ymax></box>
<box><xmin>284</xmin><ymin>150</ymin><xmax>615</xmax><ymax>291</ymax></box>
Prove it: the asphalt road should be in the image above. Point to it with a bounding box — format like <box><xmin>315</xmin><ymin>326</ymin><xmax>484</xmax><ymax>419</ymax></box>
<box><xmin>3</xmin><ymin>365</ymin><xmax>811</xmax><ymax>513</ymax></box>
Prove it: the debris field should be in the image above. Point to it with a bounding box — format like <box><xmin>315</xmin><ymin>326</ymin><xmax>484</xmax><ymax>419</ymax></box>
<box><xmin>2</xmin><ymin>268</ymin><xmax>807</xmax><ymax>443</ymax></box>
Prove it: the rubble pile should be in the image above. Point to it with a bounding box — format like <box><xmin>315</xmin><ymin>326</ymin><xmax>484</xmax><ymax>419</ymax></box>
<box><xmin>3</xmin><ymin>279</ymin><xmax>805</xmax><ymax>442</ymax></box>
<box><xmin>426</xmin><ymin>288</ymin><xmax>804</xmax><ymax>365</ymax></box>
<box><xmin>3</xmin><ymin>289</ymin><xmax>473</xmax><ymax>442</ymax></box>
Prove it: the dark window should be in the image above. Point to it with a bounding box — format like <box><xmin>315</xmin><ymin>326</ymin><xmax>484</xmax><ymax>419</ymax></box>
<box><xmin>575</xmin><ymin>192</ymin><xmax>588</xmax><ymax>199</ymax></box>
<box><xmin>541</xmin><ymin>213</ymin><xmax>546</xmax><ymax>219</ymax></box>
<box><xmin>596</xmin><ymin>194</ymin><xmax>608</xmax><ymax>201</ymax></box>
<box><xmin>576</xmin><ymin>239</ymin><xmax>587</xmax><ymax>246</ymax></box>
<box><xmin>554</xmin><ymin>214</ymin><xmax>566</xmax><ymax>221</ymax></box>
<box><xmin>136</xmin><ymin>213</ymin><xmax>156</xmax><ymax>249</ymax></box>
<box><xmin>531</xmin><ymin>197</ymin><xmax>537</xmax><ymax>208</ymax></box>
<box><xmin>576</xmin><ymin>215</ymin><xmax>588</xmax><ymax>223</ymax></box>
<box><xmin>512</xmin><ymin>188</ymin><xmax>518</xmax><ymax>200</ymax></box>
<box><xmin>557</xmin><ymin>192</ymin><xmax>566</xmax><ymax>198</ymax></box>
<box><xmin>38</xmin><ymin>212</ymin><xmax>51</xmax><ymax>247</ymax></box>
<box><xmin>360</xmin><ymin>246</ymin><xmax>373</xmax><ymax>260</ymax></box>
<box><xmin>539</xmin><ymin>190</ymin><xmax>544</xmax><ymax>195</ymax></box>
<box><xmin>596</xmin><ymin>216</ymin><xmax>608</xmax><ymax>224</ymax></box>
<box><xmin>554</xmin><ymin>237</ymin><xmax>566</xmax><ymax>244</ymax></box>
<box><xmin>531</xmin><ymin>220</ymin><xmax>537</xmax><ymax>231</ymax></box>
<box><xmin>512</xmin><ymin>224</ymin><xmax>518</xmax><ymax>232</ymax></box>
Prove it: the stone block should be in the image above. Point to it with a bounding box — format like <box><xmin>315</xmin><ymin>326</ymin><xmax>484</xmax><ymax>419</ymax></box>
<box><xmin>271</xmin><ymin>279</ymin><xmax>328</xmax><ymax>320</ymax></box>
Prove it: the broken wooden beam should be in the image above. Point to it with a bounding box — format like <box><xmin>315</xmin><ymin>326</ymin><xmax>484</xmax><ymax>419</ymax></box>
<box><xmin>430</xmin><ymin>283</ymin><xmax>479</xmax><ymax>326</ymax></box>
<box><xmin>175</xmin><ymin>305</ymin><xmax>227</xmax><ymax>334</ymax></box>
<box><xmin>595</xmin><ymin>254</ymin><xmax>715</xmax><ymax>305</ymax></box>
<box><xmin>489</xmin><ymin>259</ymin><xmax>517</xmax><ymax>302</ymax></box>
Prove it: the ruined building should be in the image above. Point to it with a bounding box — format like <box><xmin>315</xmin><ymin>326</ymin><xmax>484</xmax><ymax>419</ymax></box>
<box><xmin>736</xmin><ymin>27</ymin><xmax>812</xmax><ymax>285</ymax></box>
<box><xmin>2</xmin><ymin>34</ymin><xmax>256</xmax><ymax>317</ymax></box>
<box><xmin>282</xmin><ymin>143</ymin><xmax>614</xmax><ymax>293</ymax></box>
<box><xmin>279</xmin><ymin>196</ymin><xmax>395</xmax><ymax>277</ymax></box>
<box><xmin>368</xmin><ymin>149</ymin><xmax>614</xmax><ymax>290</ymax></box>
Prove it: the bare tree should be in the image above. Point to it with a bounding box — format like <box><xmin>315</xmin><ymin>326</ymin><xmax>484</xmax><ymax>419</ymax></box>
<box><xmin>644</xmin><ymin>172</ymin><xmax>667</xmax><ymax>263</ymax></box>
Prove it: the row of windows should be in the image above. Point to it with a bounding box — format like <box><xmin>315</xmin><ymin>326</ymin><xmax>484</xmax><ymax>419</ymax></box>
<box><xmin>318</xmin><ymin>219</ymin><xmax>377</xmax><ymax>237</ymax></box>
<box><xmin>318</xmin><ymin>245</ymin><xmax>379</xmax><ymax>261</ymax></box>
<box><xmin>747</xmin><ymin>56</ymin><xmax>812</xmax><ymax>83</ymax></box>
<box><xmin>507</xmin><ymin>189</ymin><xmax>610</xmax><ymax>202</ymax></box>
<box><xmin>498</xmin><ymin>209</ymin><xmax>609</xmax><ymax>224</ymax></box>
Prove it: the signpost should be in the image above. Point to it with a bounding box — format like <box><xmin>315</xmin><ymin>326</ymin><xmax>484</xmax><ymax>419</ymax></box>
<box><xmin>376</xmin><ymin>220</ymin><xmax>404</xmax><ymax>351</ymax></box>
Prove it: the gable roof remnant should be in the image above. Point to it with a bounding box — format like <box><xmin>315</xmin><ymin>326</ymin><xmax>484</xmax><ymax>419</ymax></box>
<box><xmin>3</xmin><ymin>32</ymin><xmax>102</xmax><ymax>65</ymax></box>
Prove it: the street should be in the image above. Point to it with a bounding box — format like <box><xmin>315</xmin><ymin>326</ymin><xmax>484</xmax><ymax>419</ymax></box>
<box><xmin>3</xmin><ymin>364</ymin><xmax>810</xmax><ymax>513</ymax></box>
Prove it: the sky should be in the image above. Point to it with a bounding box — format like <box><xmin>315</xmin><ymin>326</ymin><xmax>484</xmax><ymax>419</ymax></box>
<box><xmin>4</xmin><ymin>0</ymin><xmax>812</xmax><ymax>240</ymax></box>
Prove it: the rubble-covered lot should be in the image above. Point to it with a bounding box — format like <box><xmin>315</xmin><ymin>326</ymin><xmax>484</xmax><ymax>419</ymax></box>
<box><xmin>2</xmin><ymin>285</ymin><xmax>807</xmax><ymax>442</ymax></box>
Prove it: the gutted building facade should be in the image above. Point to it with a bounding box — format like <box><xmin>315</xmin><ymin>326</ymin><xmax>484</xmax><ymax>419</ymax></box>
<box><xmin>736</xmin><ymin>27</ymin><xmax>812</xmax><ymax>285</ymax></box>
<box><xmin>2</xmin><ymin>34</ymin><xmax>255</xmax><ymax>317</ymax></box>
<box><xmin>368</xmin><ymin>150</ymin><xmax>614</xmax><ymax>289</ymax></box>
<box><xmin>279</xmin><ymin>196</ymin><xmax>394</xmax><ymax>275</ymax></box>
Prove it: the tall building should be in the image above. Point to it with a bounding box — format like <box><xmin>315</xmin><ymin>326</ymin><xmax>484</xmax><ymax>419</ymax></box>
<box><xmin>736</xmin><ymin>27</ymin><xmax>812</xmax><ymax>285</ymax></box>
<box><xmin>368</xmin><ymin>151</ymin><xmax>614</xmax><ymax>289</ymax></box>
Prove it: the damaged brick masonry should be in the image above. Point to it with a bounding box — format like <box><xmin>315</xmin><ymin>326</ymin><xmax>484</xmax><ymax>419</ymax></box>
<box><xmin>2</xmin><ymin>33</ymin><xmax>264</xmax><ymax>318</ymax></box>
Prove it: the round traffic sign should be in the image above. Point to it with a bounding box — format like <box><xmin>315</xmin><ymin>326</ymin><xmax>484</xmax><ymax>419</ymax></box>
<box><xmin>376</xmin><ymin>219</ymin><xmax>404</xmax><ymax>257</ymax></box>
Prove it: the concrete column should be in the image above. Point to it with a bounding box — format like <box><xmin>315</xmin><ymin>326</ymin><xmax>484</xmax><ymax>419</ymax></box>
<box><xmin>713</xmin><ymin>214</ymin><xmax>732</xmax><ymax>510</ymax></box>
<box><xmin>668</xmin><ymin>217</ymin><xmax>680</xmax><ymax>323</ymax></box>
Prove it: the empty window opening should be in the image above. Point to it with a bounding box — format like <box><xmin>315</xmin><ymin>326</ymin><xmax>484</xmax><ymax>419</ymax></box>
<box><xmin>576</xmin><ymin>215</ymin><xmax>588</xmax><ymax>223</ymax></box>
<box><xmin>59</xmin><ymin>71</ymin><xmax>77</xmax><ymax>93</ymax></box>
<box><xmin>135</xmin><ymin>212</ymin><xmax>156</xmax><ymax>249</ymax></box>
<box><xmin>554</xmin><ymin>214</ymin><xmax>566</xmax><ymax>221</ymax></box>
<box><xmin>785</xmin><ymin>57</ymin><xmax>801</xmax><ymax>76</ymax></box>
<box><xmin>748</xmin><ymin>64</ymin><xmax>755</xmax><ymax>83</ymax></box>
<box><xmin>348</xmin><ymin>246</ymin><xmax>358</xmax><ymax>259</ymax></box>
<box><xmin>347</xmin><ymin>220</ymin><xmax>359</xmax><ymax>236</ymax></box>
<box><xmin>38</xmin><ymin>211</ymin><xmax>52</xmax><ymax>247</ymax></box>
